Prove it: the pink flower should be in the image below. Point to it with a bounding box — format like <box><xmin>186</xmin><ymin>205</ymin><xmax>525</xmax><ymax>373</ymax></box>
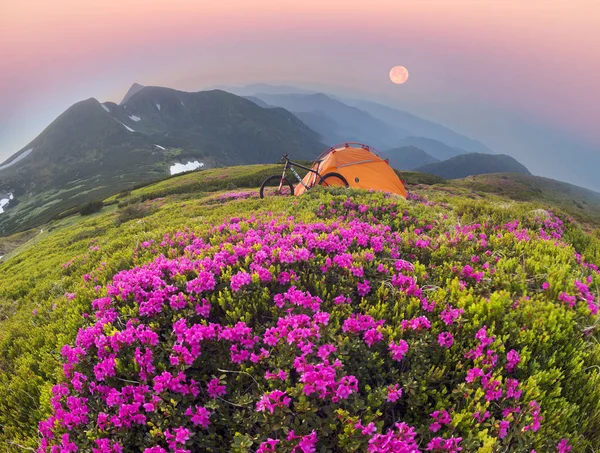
<box><xmin>505</xmin><ymin>378</ymin><xmax>522</xmax><ymax>399</ymax></box>
<box><xmin>506</xmin><ymin>349</ymin><xmax>521</xmax><ymax>372</ymax></box>
<box><xmin>440</xmin><ymin>306</ymin><xmax>464</xmax><ymax>326</ymax></box>
<box><xmin>230</xmin><ymin>271</ymin><xmax>252</xmax><ymax>292</ymax></box>
<box><xmin>386</xmin><ymin>384</ymin><xmax>402</xmax><ymax>402</ymax></box>
<box><xmin>466</xmin><ymin>367</ymin><xmax>484</xmax><ymax>383</ymax></box>
<box><xmin>172</xmin><ymin>426</ymin><xmax>191</xmax><ymax>444</ymax></box>
<box><xmin>473</xmin><ymin>411</ymin><xmax>490</xmax><ymax>424</ymax></box>
<box><xmin>333</xmin><ymin>294</ymin><xmax>351</xmax><ymax>305</ymax></box>
<box><xmin>256</xmin><ymin>390</ymin><xmax>291</xmax><ymax>414</ymax></box>
<box><xmin>438</xmin><ymin>332</ymin><xmax>454</xmax><ymax>348</ymax></box>
<box><xmin>429</xmin><ymin>410</ymin><xmax>452</xmax><ymax>432</ymax></box>
<box><xmin>265</xmin><ymin>369</ymin><xmax>288</xmax><ymax>381</ymax></box>
<box><xmin>185</xmin><ymin>406</ymin><xmax>211</xmax><ymax>428</ymax></box>
<box><xmin>257</xmin><ymin>439</ymin><xmax>280</xmax><ymax>453</ymax></box>
<box><xmin>363</xmin><ymin>328</ymin><xmax>383</xmax><ymax>347</ymax></box>
<box><xmin>357</xmin><ymin>280</ymin><xmax>371</xmax><ymax>296</ymax></box>
<box><xmin>297</xmin><ymin>431</ymin><xmax>318</xmax><ymax>453</ymax></box>
<box><xmin>317</xmin><ymin>344</ymin><xmax>337</xmax><ymax>360</ymax></box>
<box><xmin>426</xmin><ymin>436</ymin><xmax>462</xmax><ymax>452</ymax></box>
<box><xmin>354</xmin><ymin>420</ymin><xmax>377</xmax><ymax>435</ymax></box>
<box><xmin>498</xmin><ymin>420</ymin><xmax>510</xmax><ymax>439</ymax></box>
<box><xmin>143</xmin><ymin>449</ymin><xmax>167</xmax><ymax>453</ymax></box>
<box><xmin>389</xmin><ymin>340</ymin><xmax>409</xmax><ymax>361</ymax></box>
<box><xmin>483</xmin><ymin>378</ymin><xmax>503</xmax><ymax>401</ymax></box>
<box><xmin>207</xmin><ymin>378</ymin><xmax>226</xmax><ymax>398</ymax></box>
<box><xmin>523</xmin><ymin>400</ymin><xmax>542</xmax><ymax>433</ymax></box>
<box><xmin>557</xmin><ymin>439</ymin><xmax>571</xmax><ymax>453</ymax></box>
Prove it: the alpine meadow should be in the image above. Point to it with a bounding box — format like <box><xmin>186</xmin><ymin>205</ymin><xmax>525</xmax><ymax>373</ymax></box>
<box><xmin>2</xmin><ymin>1</ymin><xmax>600</xmax><ymax>452</ymax></box>
<box><xmin>1</xmin><ymin>166</ymin><xmax>599</xmax><ymax>452</ymax></box>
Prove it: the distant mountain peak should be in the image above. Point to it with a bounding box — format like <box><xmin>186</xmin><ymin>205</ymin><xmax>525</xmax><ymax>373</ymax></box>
<box><xmin>383</xmin><ymin>145</ymin><xmax>439</xmax><ymax>170</ymax></box>
<box><xmin>307</xmin><ymin>92</ymin><xmax>332</xmax><ymax>100</ymax></box>
<box><xmin>120</xmin><ymin>83</ymin><xmax>146</xmax><ymax>105</ymax></box>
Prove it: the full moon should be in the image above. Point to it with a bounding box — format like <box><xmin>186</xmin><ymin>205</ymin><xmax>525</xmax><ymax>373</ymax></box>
<box><xmin>389</xmin><ymin>66</ymin><xmax>409</xmax><ymax>84</ymax></box>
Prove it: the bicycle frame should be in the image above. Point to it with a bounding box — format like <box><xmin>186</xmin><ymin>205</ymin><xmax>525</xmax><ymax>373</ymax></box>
<box><xmin>280</xmin><ymin>157</ymin><xmax>323</xmax><ymax>191</ymax></box>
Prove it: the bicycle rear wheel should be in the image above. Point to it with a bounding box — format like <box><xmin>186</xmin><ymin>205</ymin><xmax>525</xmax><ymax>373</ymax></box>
<box><xmin>259</xmin><ymin>175</ymin><xmax>295</xmax><ymax>199</ymax></box>
<box><xmin>318</xmin><ymin>172</ymin><xmax>350</xmax><ymax>188</ymax></box>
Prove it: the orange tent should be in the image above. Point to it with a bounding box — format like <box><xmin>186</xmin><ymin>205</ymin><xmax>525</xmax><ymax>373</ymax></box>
<box><xmin>295</xmin><ymin>143</ymin><xmax>408</xmax><ymax>198</ymax></box>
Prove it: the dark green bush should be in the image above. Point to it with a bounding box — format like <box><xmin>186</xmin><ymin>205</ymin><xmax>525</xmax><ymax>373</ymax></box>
<box><xmin>116</xmin><ymin>203</ymin><xmax>157</xmax><ymax>225</ymax></box>
<box><xmin>397</xmin><ymin>170</ymin><xmax>446</xmax><ymax>186</ymax></box>
<box><xmin>79</xmin><ymin>200</ymin><xmax>104</xmax><ymax>216</ymax></box>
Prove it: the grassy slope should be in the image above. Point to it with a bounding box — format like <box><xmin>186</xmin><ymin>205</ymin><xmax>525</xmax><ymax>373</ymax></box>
<box><xmin>1</xmin><ymin>166</ymin><xmax>600</xmax><ymax>450</ymax></box>
<box><xmin>451</xmin><ymin>173</ymin><xmax>600</xmax><ymax>229</ymax></box>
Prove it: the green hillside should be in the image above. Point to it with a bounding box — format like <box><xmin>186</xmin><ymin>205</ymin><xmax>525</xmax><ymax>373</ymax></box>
<box><xmin>1</xmin><ymin>166</ymin><xmax>599</xmax><ymax>452</ymax></box>
<box><xmin>452</xmin><ymin>173</ymin><xmax>600</xmax><ymax>228</ymax></box>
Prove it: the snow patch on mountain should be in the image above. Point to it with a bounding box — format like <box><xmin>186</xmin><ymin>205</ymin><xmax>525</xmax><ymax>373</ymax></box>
<box><xmin>129</xmin><ymin>115</ymin><xmax>141</xmax><ymax>122</ymax></box>
<box><xmin>0</xmin><ymin>193</ymin><xmax>14</xmax><ymax>214</ymax></box>
<box><xmin>101</xmin><ymin>104</ymin><xmax>110</xmax><ymax>113</ymax></box>
<box><xmin>155</xmin><ymin>145</ymin><xmax>166</xmax><ymax>150</ymax></box>
<box><xmin>114</xmin><ymin>119</ymin><xmax>135</xmax><ymax>132</ymax></box>
<box><xmin>170</xmin><ymin>161</ymin><xmax>204</xmax><ymax>175</ymax></box>
<box><xmin>0</xmin><ymin>149</ymin><xmax>33</xmax><ymax>171</ymax></box>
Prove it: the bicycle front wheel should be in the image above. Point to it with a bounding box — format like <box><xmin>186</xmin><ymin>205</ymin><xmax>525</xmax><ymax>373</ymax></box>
<box><xmin>318</xmin><ymin>172</ymin><xmax>349</xmax><ymax>189</ymax></box>
<box><xmin>259</xmin><ymin>175</ymin><xmax>295</xmax><ymax>199</ymax></box>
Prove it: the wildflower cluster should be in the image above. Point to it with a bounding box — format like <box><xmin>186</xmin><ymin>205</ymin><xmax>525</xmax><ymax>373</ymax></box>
<box><xmin>38</xmin><ymin>193</ymin><xmax>600</xmax><ymax>452</ymax></box>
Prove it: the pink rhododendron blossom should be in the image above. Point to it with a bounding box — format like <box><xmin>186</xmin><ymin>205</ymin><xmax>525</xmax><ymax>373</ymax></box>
<box><xmin>557</xmin><ymin>439</ymin><xmax>571</xmax><ymax>453</ymax></box>
<box><xmin>473</xmin><ymin>411</ymin><xmax>490</xmax><ymax>424</ymax></box>
<box><xmin>256</xmin><ymin>390</ymin><xmax>291</xmax><ymax>414</ymax></box>
<box><xmin>506</xmin><ymin>350</ymin><xmax>521</xmax><ymax>372</ymax></box>
<box><xmin>429</xmin><ymin>410</ymin><xmax>452</xmax><ymax>432</ymax></box>
<box><xmin>185</xmin><ymin>406</ymin><xmax>211</xmax><ymax>428</ymax></box>
<box><xmin>389</xmin><ymin>340</ymin><xmax>409</xmax><ymax>361</ymax></box>
<box><xmin>438</xmin><ymin>332</ymin><xmax>454</xmax><ymax>348</ymax></box>
<box><xmin>207</xmin><ymin>378</ymin><xmax>226</xmax><ymax>398</ymax></box>
<box><xmin>498</xmin><ymin>420</ymin><xmax>510</xmax><ymax>439</ymax></box>
<box><xmin>387</xmin><ymin>384</ymin><xmax>402</xmax><ymax>402</ymax></box>
<box><xmin>357</xmin><ymin>280</ymin><xmax>371</xmax><ymax>296</ymax></box>
<box><xmin>230</xmin><ymin>271</ymin><xmax>252</xmax><ymax>292</ymax></box>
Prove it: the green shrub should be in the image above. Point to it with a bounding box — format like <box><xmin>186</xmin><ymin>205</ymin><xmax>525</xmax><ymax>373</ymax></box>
<box><xmin>79</xmin><ymin>200</ymin><xmax>104</xmax><ymax>216</ymax></box>
<box><xmin>397</xmin><ymin>170</ymin><xmax>446</xmax><ymax>186</ymax></box>
<box><xmin>116</xmin><ymin>203</ymin><xmax>157</xmax><ymax>225</ymax></box>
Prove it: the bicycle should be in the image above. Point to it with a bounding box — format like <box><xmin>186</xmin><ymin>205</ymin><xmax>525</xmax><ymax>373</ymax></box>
<box><xmin>259</xmin><ymin>154</ymin><xmax>349</xmax><ymax>198</ymax></box>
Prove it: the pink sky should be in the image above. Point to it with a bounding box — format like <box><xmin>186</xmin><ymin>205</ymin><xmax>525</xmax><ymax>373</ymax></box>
<box><xmin>1</xmin><ymin>0</ymin><xmax>599</xmax><ymax>160</ymax></box>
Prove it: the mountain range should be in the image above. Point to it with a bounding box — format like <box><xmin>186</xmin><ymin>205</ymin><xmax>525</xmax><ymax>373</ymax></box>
<box><xmin>239</xmin><ymin>90</ymin><xmax>492</xmax><ymax>156</ymax></box>
<box><xmin>0</xmin><ymin>82</ymin><xmax>538</xmax><ymax>236</ymax></box>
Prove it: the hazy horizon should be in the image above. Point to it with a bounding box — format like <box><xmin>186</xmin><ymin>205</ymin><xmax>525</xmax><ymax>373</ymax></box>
<box><xmin>1</xmin><ymin>0</ymin><xmax>599</xmax><ymax>190</ymax></box>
